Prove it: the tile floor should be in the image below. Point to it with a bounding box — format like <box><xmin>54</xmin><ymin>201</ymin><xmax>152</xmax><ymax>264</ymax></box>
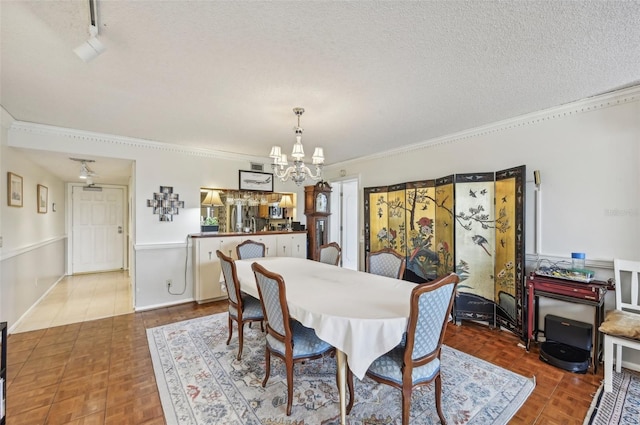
<box><xmin>12</xmin><ymin>271</ymin><xmax>133</xmax><ymax>333</ymax></box>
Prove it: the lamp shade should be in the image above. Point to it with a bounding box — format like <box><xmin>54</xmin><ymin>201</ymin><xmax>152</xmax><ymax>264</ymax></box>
<box><xmin>312</xmin><ymin>147</ymin><xmax>324</xmax><ymax>164</ymax></box>
<box><xmin>269</xmin><ymin>146</ymin><xmax>282</xmax><ymax>159</ymax></box>
<box><xmin>279</xmin><ymin>194</ymin><xmax>295</xmax><ymax>208</ymax></box>
<box><xmin>291</xmin><ymin>141</ymin><xmax>305</xmax><ymax>159</ymax></box>
<box><xmin>202</xmin><ymin>190</ymin><xmax>224</xmax><ymax>206</ymax></box>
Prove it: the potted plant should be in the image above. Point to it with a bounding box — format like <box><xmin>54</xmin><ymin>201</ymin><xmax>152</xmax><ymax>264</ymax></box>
<box><xmin>201</xmin><ymin>216</ymin><xmax>219</xmax><ymax>232</ymax></box>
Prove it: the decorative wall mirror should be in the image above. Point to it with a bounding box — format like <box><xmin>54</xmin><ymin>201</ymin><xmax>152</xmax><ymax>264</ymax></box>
<box><xmin>200</xmin><ymin>189</ymin><xmax>295</xmax><ymax>233</ymax></box>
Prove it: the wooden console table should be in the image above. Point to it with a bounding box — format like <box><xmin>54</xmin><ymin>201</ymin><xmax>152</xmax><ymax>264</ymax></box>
<box><xmin>526</xmin><ymin>272</ymin><xmax>611</xmax><ymax>374</ymax></box>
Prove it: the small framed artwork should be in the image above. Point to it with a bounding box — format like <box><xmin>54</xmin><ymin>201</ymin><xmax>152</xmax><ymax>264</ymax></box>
<box><xmin>7</xmin><ymin>172</ymin><xmax>23</xmax><ymax>207</ymax></box>
<box><xmin>37</xmin><ymin>184</ymin><xmax>48</xmax><ymax>213</ymax></box>
<box><xmin>239</xmin><ymin>170</ymin><xmax>274</xmax><ymax>192</ymax></box>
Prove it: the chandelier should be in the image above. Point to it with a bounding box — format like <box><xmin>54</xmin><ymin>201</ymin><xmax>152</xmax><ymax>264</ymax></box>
<box><xmin>269</xmin><ymin>107</ymin><xmax>325</xmax><ymax>185</ymax></box>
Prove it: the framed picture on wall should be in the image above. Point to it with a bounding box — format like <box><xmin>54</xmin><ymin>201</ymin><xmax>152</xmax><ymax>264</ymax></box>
<box><xmin>7</xmin><ymin>172</ymin><xmax>23</xmax><ymax>207</ymax></box>
<box><xmin>239</xmin><ymin>170</ymin><xmax>274</xmax><ymax>192</ymax></box>
<box><xmin>37</xmin><ymin>184</ymin><xmax>48</xmax><ymax>213</ymax></box>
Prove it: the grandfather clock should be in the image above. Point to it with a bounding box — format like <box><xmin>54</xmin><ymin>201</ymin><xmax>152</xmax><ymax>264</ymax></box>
<box><xmin>304</xmin><ymin>181</ymin><xmax>332</xmax><ymax>260</ymax></box>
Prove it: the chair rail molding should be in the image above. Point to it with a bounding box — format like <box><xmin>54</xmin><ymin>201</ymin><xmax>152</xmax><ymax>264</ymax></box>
<box><xmin>0</xmin><ymin>235</ymin><xmax>67</xmax><ymax>262</ymax></box>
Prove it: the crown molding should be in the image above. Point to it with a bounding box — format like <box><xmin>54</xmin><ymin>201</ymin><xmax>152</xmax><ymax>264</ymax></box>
<box><xmin>8</xmin><ymin>121</ymin><xmax>267</xmax><ymax>163</ymax></box>
<box><xmin>330</xmin><ymin>85</ymin><xmax>640</xmax><ymax>169</ymax></box>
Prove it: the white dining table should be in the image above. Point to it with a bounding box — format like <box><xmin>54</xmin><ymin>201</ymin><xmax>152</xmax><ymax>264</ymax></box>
<box><xmin>234</xmin><ymin>256</ymin><xmax>416</xmax><ymax>424</ymax></box>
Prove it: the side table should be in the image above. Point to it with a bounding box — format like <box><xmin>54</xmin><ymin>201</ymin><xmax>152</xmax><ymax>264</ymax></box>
<box><xmin>526</xmin><ymin>272</ymin><xmax>612</xmax><ymax>374</ymax></box>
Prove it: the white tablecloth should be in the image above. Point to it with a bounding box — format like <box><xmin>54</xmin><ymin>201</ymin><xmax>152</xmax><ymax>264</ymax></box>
<box><xmin>234</xmin><ymin>257</ymin><xmax>415</xmax><ymax>379</ymax></box>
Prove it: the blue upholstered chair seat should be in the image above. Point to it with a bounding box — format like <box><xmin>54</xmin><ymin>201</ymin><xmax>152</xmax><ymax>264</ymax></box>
<box><xmin>229</xmin><ymin>294</ymin><xmax>264</xmax><ymax>320</ymax></box>
<box><xmin>266</xmin><ymin>321</ymin><xmax>331</xmax><ymax>359</ymax></box>
<box><xmin>367</xmin><ymin>345</ymin><xmax>440</xmax><ymax>385</ymax></box>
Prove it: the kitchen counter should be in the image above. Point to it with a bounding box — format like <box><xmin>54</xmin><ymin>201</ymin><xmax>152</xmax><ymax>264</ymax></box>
<box><xmin>191</xmin><ymin>230</ymin><xmax>308</xmax><ymax>303</ymax></box>
<box><xmin>191</xmin><ymin>230</ymin><xmax>307</xmax><ymax>238</ymax></box>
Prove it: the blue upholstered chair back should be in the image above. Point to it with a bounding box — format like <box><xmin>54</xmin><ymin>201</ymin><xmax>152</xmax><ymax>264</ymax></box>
<box><xmin>254</xmin><ymin>267</ymin><xmax>287</xmax><ymax>337</ymax></box>
<box><xmin>237</xmin><ymin>240</ymin><xmax>266</xmax><ymax>260</ymax></box>
<box><xmin>410</xmin><ymin>282</ymin><xmax>456</xmax><ymax>360</ymax></box>
<box><xmin>368</xmin><ymin>249</ymin><xmax>405</xmax><ymax>279</ymax></box>
<box><xmin>217</xmin><ymin>250</ymin><xmax>240</xmax><ymax>305</ymax></box>
<box><xmin>319</xmin><ymin>243</ymin><xmax>341</xmax><ymax>266</ymax></box>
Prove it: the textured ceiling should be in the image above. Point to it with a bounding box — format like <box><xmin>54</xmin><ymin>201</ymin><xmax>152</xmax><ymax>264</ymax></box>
<box><xmin>1</xmin><ymin>1</ymin><xmax>640</xmax><ymax>183</ymax></box>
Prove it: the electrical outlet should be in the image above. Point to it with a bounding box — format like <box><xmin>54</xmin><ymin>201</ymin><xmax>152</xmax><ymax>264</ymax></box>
<box><xmin>166</xmin><ymin>279</ymin><xmax>172</xmax><ymax>288</ymax></box>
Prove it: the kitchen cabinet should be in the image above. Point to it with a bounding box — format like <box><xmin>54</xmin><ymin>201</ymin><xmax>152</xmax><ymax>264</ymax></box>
<box><xmin>193</xmin><ymin>235</ymin><xmax>242</xmax><ymax>303</ymax></box>
<box><xmin>276</xmin><ymin>233</ymin><xmax>307</xmax><ymax>258</ymax></box>
<box><xmin>242</xmin><ymin>235</ymin><xmax>277</xmax><ymax>257</ymax></box>
<box><xmin>192</xmin><ymin>231</ymin><xmax>307</xmax><ymax>303</ymax></box>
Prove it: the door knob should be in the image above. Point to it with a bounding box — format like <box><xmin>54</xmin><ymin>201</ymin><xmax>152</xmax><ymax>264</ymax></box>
<box><xmin>118</xmin><ymin>226</ymin><xmax>123</xmax><ymax>234</ymax></box>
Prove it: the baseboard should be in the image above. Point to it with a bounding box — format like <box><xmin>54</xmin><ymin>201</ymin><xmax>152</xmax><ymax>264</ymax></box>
<box><xmin>9</xmin><ymin>274</ymin><xmax>65</xmax><ymax>334</ymax></box>
<box><xmin>134</xmin><ymin>298</ymin><xmax>196</xmax><ymax>312</ymax></box>
<box><xmin>621</xmin><ymin>360</ymin><xmax>640</xmax><ymax>373</ymax></box>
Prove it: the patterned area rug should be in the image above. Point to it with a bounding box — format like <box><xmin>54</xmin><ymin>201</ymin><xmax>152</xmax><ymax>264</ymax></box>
<box><xmin>147</xmin><ymin>313</ymin><xmax>535</xmax><ymax>425</ymax></box>
<box><xmin>584</xmin><ymin>368</ymin><xmax>640</xmax><ymax>425</ymax></box>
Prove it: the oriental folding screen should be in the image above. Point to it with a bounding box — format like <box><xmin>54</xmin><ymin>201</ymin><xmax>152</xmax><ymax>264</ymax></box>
<box><xmin>364</xmin><ymin>165</ymin><xmax>526</xmax><ymax>337</ymax></box>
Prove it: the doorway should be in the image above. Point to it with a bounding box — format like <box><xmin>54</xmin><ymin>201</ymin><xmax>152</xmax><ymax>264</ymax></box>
<box><xmin>329</xmin><ymin>178</ymin><xmax>359</xmax><ymax>270</ymax></box>
<box><xmin>70</xmin><ymin>184</ymin><xmax>127</xmax><ymax>274</ymax></box>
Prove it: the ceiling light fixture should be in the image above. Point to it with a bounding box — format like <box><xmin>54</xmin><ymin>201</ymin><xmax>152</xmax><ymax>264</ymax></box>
<box><xmin>270</xmin><ymin>107</ymin><xmax>324</xmax><ymax>186</ymax></box>
<box><xmin>70</xmin><ymin>157</ymin><xmax>97</xmax><ymax>180</ymax></box>
<box><xmin>74</xmin><ymin>0</ymin><xmax>106</xmax><ymax>62</ymax></box>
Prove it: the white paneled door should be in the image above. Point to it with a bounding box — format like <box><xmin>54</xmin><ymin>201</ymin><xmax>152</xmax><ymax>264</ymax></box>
<box><xmin>330</xmin><ymin>178</ymin><xmax>359</xmax><ymax>270</ymax></box>
<box><xmin>72</xmin><ymin>186</ymin><xmax>125</xmax><ymax>273</ymax></box>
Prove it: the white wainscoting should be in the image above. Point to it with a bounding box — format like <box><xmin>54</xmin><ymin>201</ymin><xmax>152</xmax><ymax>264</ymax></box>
<box><xmin>133</xmin><ymin>240</ymin><xmax>195</xmax><ymax>309</ymax></box>
<box><xmin>1</xmin><ymin>237</ymin><xmax>66</xmax><ymax>331</ymax></box>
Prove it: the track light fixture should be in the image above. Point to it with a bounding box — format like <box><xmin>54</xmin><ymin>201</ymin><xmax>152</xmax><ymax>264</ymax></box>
<box><xmin>74</xmin><ymin>0</ymin><xmax>106</xmax><ymax>62</ymax></box>
<box><xmin>70</xmin><ymin>157</ymin><xmax>97</xmax><ymax>181</ymax></box>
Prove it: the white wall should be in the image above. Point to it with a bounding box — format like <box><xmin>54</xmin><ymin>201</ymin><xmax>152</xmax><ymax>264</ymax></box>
<box><xmin>1</xmin><ymin>107</ymin><xmax>67</xmax><ymax>329</ymax></box>
<box><xmin>323</xmin><ymin>87</ymin><xmax>640</xmax><ymax>368</ymax></box>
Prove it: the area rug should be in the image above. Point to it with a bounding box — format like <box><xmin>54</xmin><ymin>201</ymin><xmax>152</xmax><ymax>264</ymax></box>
<box><xmin>147</xmin><ymin>313</ymin><xmax>535</xmax><ymax>425</ymax></box>
<box><xmin>583</xmin><ymin>368</ymin><xmax>640</xmax><ymax>425</ymax></box>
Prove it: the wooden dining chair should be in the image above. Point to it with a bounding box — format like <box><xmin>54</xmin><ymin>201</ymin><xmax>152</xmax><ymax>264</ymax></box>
<box><xmin>599</xmin><ymin>258</ymin><xmax>640</xmax><ymax>392</ymax></box>
<box><xmin>366</xmin><ymin>247</ymin><xmax>406</xmax><ymax>279</ymax></box>
<box><xmin>217</xmin><ymin>250</ymin><xmax>264</xmax><ymax>360</ymax></box>
<box><xmin>236</xmin><ymin>239</ymin><xmax>266</xmax><ymax>259</ymax></box>
<box><xmin>366</xmin><ymin>272</ymin><xmax>459</xmax><ymax>425</ymax></box>
<box><xmin>318</xmin><ymin>242</ymin><xmax>341</xmax><ymax>266</ymax></box>
<box><xmin>251</xmin><ymin>262</ymin><xmax>354</xmax><ymax>416</ymax></box>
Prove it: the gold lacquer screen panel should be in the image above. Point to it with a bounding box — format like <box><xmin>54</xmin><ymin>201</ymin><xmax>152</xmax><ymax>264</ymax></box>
<box><xmin>454</xmin><ymin>173</ymin><xmax>496</xmax><ymax>307</ymax></box>
<box><xmin>405</xmin><ymin>180</ymin><xmax>436</xmax><ymax>280</ymax></box>
<box><xmin>387</xmin><ymin>185</ymin><xmax>407</xmax><ymax>254</ymax></box>
<box><xmin>435</xmin><ymin>176</ymin><xmax>455</xmax><ymax>277</ymax></box>
<box><xmin>494</xmin><ymin>165</ymin><xmax>526</xmax><ymax>332</ymax></box>
<box><xmin>367</xmin><ymin>188</ymin><xmax>390</xmax><ymax>252</ymax></box>
<box><xmin>362</xmin><ymin>165</ymin><xmax>526</xmax><ymax>338</ymax></box>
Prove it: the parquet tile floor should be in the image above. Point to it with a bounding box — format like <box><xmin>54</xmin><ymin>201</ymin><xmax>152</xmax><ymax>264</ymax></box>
<box><xmin>5</xmin><ymin>299</ymin><xmax>603</xmax><ymax>424</ymax></box>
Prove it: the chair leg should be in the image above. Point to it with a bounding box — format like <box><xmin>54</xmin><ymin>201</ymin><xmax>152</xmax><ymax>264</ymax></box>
<box><xmin>346</xmin><ymin>368</ymin><xmax>355</xmax><ymax>414</ymax></box>
<box><xmin>615</xmin><ymin>341</ymin><xmax>622</xmax><ymax>373</ymax></box>
<box><xmin>286</xmin><ymin>359</ymin><xmax>294</xmax><ymax>416</ymax></box>
<box><xmin>262</xmin><ymin>348</ymin><xmax>271</xmax><ymax>388</ymax></box>
<box><xmin>604</xmin><ymin>336</ymin><xmax>614</xmax><ymax>392</ymax></box>
<box><xmin>226</xmin><ymin>315</ymin><xmax>233</xmax><ymax>346</ymax></box>
<box><xmin>401</xmin><ymin>384</ymin><xmax>412</xmax><ymax>425</ymax></box>
<box><xmin>435</xmin><ymin>373</ymin><xmax>446</xmax><ymax>424</ymax></box>
<box><xmin>237</xmin><ymin>321</ymin><xmax>244</xmax><ymax>360</ymax></box>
